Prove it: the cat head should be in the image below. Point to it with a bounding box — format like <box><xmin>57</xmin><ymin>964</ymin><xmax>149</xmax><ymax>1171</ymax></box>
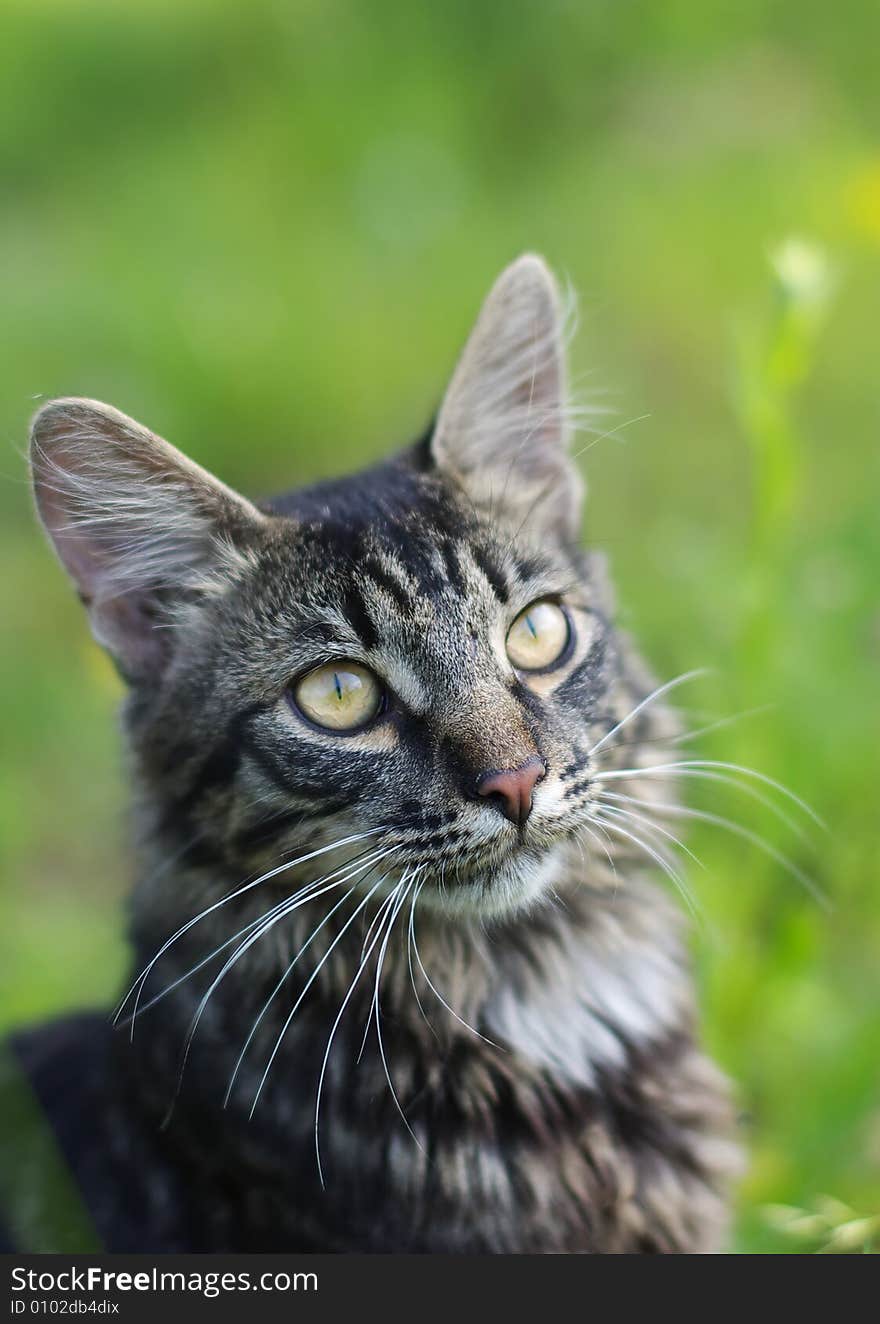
<box><xmin>30</xmin><ymin>255</ymin><xmax>628</xmax><ymax>920</ymax></box>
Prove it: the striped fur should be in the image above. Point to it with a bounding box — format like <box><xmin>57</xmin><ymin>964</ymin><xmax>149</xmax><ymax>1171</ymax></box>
<box><xmin>27</xmin><ymin>256</ymin><xmax>740</xmax><ymax>1252</ymax></box>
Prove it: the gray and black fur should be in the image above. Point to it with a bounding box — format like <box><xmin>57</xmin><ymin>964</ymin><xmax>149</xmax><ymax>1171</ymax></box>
<box><xmin>21</xmin><ymin>255</ymin><xmax>740</xmax><ymax>1253</ymax></box>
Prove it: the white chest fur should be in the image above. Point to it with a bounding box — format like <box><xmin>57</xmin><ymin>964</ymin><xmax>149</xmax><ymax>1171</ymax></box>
<box><xmin>484</xmin><ymin>887</ymin><xmax>692</xmax><ymax>1088</ymax></box>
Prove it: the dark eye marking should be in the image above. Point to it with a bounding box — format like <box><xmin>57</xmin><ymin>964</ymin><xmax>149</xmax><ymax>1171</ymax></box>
<box><xmin>162</xmin><ymin>700</ymin><xmax>273</xmax><ymax>818</ymax></box>
<box><xmin>246</xmin><ymin>741</ymin><xmax>351</xmax><ymax>803</ymax></box>
<box><xmin>551</xmin><ymin>633</ymin><xmax>609</xmax><ymax>707</ymax></box>
<box><xmin>232</xmin><ymin>801</ymin><xmax>351</xmax><ymax>855</ymax></box>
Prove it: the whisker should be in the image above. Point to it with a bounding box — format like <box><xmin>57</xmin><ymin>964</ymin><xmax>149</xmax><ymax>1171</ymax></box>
<box><xmin>590</xmin><ymin>810</ymin><xmax>703</xmax><ymax>923</ymax></box>
<box><xmin>123</xmin><ymin>907</ymin><xmax>282</xmax><ymax>1026</ymax></box>
<box><xmin>224</xmin><ymin>849</ymin><xmax>400</xmax><ymax>1107</ymax></box>
<box><xmin>406</xmin><ymin>880</ymin><xmax>436</xmax><ymax>1037</ymax></box>
<box><xmin>250</xmin><ymin>871</ymin><xmax>393</xmax><ymax>1121</ymax></box>
<box><xmin>359</xmin><ymin>879</ymin><xmax>401</xmax><ymax>958</ymax></box>
<box><xmin>410</xmin><ymin>879</ymin><xmax>504</xmax><ymax>1050</ymax></box>
<box><xmin>123</xmin><ymin>843</ymin><xmax>386</xmax><ymax>1030</ymax></box>
<box><xmin>604</xmin><ymin>704</ymin><xmax>773</xmax><ymax>754</ymax></box>
<box><xmin>355</xmin><ymin>883</ymin><xmax>406</xmax><ymax>1063</ymax></box>
<box><xmin>592</xmin><ymin>806</ymin><xmax>685</xmax><ymax>877</ymax></box>
<box><xmin>603</xmin><ymin>795</ymin><xmax>828</xmax><ymax>909</ymax></box>
<box><xmin>592</xmin><ymin>765</ymin><xmax>811</xmax><ymax>843</ymax></box>
<box><xmin>592</xmin><ymin>760</ymin><xmax>824</xmax><ymax>831</ymax></box>
<box><xmin>595</xmin><ymin>801</ymin><xmax>704</xmax><ymax>871</ymax></box>
<box><xmin>115</xmin><ymin>828</ymin><xmax>386</xmax><ymax>1030</ymax></box>
<box><xmin>170</xmin><ymin>847</ymin><xmax>395</xmax><ymax>1112</ymax></box>
<box><xmin>361</xmin><ymin>875</ymin><xmax>424</xmax><ymax>1152</ymax></box>
<box><xmin>588</xmin><ymin>670</ymin><xmax>709</xmax><ymax>759</ymax></box>
<box><xmin>224</xmin><ymin>880</ymin><xmax>364</xmax><ymax>1108</ymax></box>
<box><xmin>577</xmin><ymin>821</ymin><xmax>620</xmax><ymax>881</ymax></box>
<box><xmin>313</xmin><ymin>879</ymin><xmax>410</xmax><ymax>1187</ymax></box>
<box><xmin>668</xmin><ymin>705</ymin><xmax>774</xmax><ymax>747</ymax></box>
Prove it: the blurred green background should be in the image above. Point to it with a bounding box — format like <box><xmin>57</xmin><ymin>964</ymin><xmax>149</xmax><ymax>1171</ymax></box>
<box><xmin>1</xmin><ymin>0</ymin><xmax>878</xmax><ymax>1253</ymax></box>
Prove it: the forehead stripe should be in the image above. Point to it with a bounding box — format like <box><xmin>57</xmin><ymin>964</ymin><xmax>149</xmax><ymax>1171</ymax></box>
<box><xmin>363</xmin><ymin>559</ymin><xmax>413</xmax><ymax>613</ymax></box>
<box><xmin>341</xmin><ymin>583</ymin><xmax>379</xmax><ymax>650</ymax></box>
<box><xmin>437</xmin><ymin>538</ymin><xmax>466</xmax><ymax>595</ymax></box>
<box><xmin>469</xmin><ymin>544</ymin><xmax>509</xmax><ymax>603</ymax></box>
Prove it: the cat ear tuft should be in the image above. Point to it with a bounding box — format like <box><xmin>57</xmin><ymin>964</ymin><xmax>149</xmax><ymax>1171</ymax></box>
<box><xmin>431</xmin><ymin>254</ymin><xmax>583</xmax><ymax>541</ymax></box>
<box><xmin>30</xmin><ymin>397</ymin><xmax>265</xmax><ymax>681</ymax></box>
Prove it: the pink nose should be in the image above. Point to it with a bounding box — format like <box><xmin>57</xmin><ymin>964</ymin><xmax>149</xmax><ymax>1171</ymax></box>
<box><xmin>475</xmin><ymin>756</ymin><xmax>545</xmax><ymax>826</ymax></box>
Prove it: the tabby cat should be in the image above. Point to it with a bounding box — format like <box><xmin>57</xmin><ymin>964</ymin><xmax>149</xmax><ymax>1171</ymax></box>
<box><xmin>18</xmin><ymin>255</ymin><xmax>740</xmax><ymax>1253</ymax></box>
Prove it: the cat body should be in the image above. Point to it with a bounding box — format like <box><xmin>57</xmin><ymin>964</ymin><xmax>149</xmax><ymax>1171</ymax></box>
<box><xmin>20</xmin><ymin>256</ymin><xmax>740</xmax><ymax>1253</ymax></box>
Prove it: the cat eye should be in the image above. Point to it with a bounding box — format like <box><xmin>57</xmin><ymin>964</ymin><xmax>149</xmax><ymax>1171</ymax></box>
<box><xmin>506</xmin><ymin>600</ymin><xmax>571</xmax><ymax>672</ymax></box>
<box><xmin>293</xmin><ymin>662</ymin><xmax>384</xmax><ymax>732</ymax></box>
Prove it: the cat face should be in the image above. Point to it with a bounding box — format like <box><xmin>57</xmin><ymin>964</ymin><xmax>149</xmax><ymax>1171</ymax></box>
<box><xmin>30</xmin><ymin>256</ymin><xmax>626</xmax><ymax>919</ymax></box>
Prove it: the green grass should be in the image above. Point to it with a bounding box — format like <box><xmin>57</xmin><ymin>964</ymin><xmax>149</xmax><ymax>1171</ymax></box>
<box><xmin>1</xmin><ymin>1</ymin><xmax>878</xmax><ymax>1252</ymax></box>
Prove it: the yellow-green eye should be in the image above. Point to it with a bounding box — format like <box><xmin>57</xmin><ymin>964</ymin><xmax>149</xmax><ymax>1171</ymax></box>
<box><xmin>506</xmin><ymin>600</ymin><xmax>571</xmax><ymax>672</ymax></box>
<box><xmin>294</xmin><ymin>662</ymin><xmax>383</xmax><ymax>731</ymax></box>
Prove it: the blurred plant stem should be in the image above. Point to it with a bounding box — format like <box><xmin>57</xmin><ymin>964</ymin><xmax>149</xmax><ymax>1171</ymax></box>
<box><xmin>732</xmin><ymin>239</ymin><xmax>835</xmax><ymax>658</ymax></box>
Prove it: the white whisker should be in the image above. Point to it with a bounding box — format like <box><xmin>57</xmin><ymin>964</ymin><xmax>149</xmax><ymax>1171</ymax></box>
<box><xmin>115</xmin><ymin>828</ymin><xmax>385</xmax><ymax>1032</ymax></box>
<box><xmin>410</xmin><ymin>879</ymin><xmax>504</xmax><ymax>1050</ymax></box>
<box><xmin>406</xmin><ymin>880</ymin><xmax>437</xmax><ymax>1037</ymax></box>
<box><xmin>600</xmin><ymin>767</ymin><xmax>810</xmax><ymax>843</ymax></box>
<box><xmin>366</xmin><ymin>875</ymin><xmax>423</xmax><ymax>1152</ymax></box>
<box><xmin>595</xmin><ymin>802</ymin><xmax>704</xmax><ymax>871</ymax></box>
<box><xmin>359</xmin><ymin>879</ymin><xmax>401</xmax><ymax>958</ymax></box>
<box><xmin>125</xmin><ymin>843</ymin><xmax>387</xmax><ymax>1030</ymax></box>
<box><xmin>355</xmin><ymin>883</ymin><xmax>405</xmax><ymax>1063</ymax></box>
<box><xmin>588</xmin><ymin>670</ymin><xmax>709</xmax><ymax>758</ymax></box>
<box><xmin>592</xmin><ymin>759</ymin><xmax>824</xmax><ymax>830</ymax></box>
<box><xmin>171</xmin><ymin>847</ymin><xmax>394</xmax><ymax>1109</ymax></box>
<box><xmin>578</xmin><ymin>820</ymin><xmax>620</xmax><ymax>882</ymax></box>
<box><xmin>313</xmin><ymin>878</ymin><xmax>409</xmax><ymax>1187</ymax></box>
<box><xmin>591</xmin><ymin>810</ymin><xmax>702</xmax><ymax>923</ymax></box>
<box><xmin>224</xmin><ymin>849</ymin><xmax>400</xmax><ymax>1107</ymax></box>
<box><xmin>602</xmin><ymin>795</ymin><xmax>827</xmax><ymax>908</ymax></box>
<box><xmin>668</xmin><ymin>705</ymin><xmax>774</xmax><ymax>747</ymax></box>
<box><xmin>251</xmin><ymin>871</ymin><xmax>393</xmax><ymax>1121</ymax></box>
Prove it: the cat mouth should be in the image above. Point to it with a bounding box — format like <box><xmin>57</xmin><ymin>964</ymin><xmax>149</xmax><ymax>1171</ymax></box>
<box><xmin>404</xmin><ymin>837</ymin><xmax>568</xmax><ymax>918</ymax></box>
<box><xmin>382</xmin><ymin>801</ymin><xmax>580</xmax><ymax>876</ymax></box>
<box><xmin>351</xmin><ymin>801</ymin><xmax>584</xmax><ymax>914</ymax></box>
<box><xmin>388</xmin><ymin>820</ymin><xmax>567</xmax><ymax>899</ymax></box>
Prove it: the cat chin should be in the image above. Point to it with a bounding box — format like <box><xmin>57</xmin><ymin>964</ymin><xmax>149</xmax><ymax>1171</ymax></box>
<box><xmin>414</xmin><ymin>843</ymin><xmax>569</xmax><ymax>922</ymax></box>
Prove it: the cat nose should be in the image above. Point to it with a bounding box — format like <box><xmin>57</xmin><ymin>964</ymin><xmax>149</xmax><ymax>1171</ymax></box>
<box><xmin>474</xmin><ymin>756</ymin><xmax>546</xmax><ymax>826</ymax></box>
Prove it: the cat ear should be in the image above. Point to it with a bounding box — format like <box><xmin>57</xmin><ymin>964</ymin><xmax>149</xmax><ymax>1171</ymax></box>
<box><xmin>30</xmin><ymin>397</ymin><xmax>266</xmax><ymax>682</ymax></box>
<box><xmin>431</xmin><ymin>253</ymin><xmax>583</xmax><ymax>542</ymax></box>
